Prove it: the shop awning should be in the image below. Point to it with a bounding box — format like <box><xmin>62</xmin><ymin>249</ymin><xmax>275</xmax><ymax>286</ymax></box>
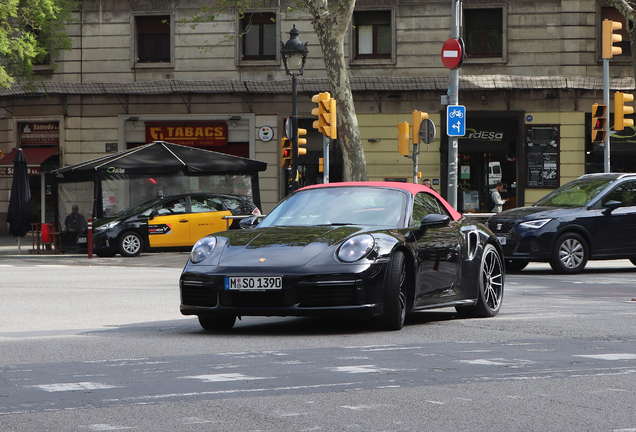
<box><xmin>0</xmin><ymin>147</ymin><xmax>59</xmax><ymax>177</ymax></box>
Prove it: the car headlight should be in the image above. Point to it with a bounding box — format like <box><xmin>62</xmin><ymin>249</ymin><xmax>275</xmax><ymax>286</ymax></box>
<box><xmin>95</xmin><ymin>221</ymin><xmax>120</xmax><ymax>231</ymax></box>
<box><xmin>337</xmin><ymin>235</ymin><xmax>375</xmax><ymax>263</ymax></box>
<box><xmin>190</xmin><ymin>237</ymin><xmax>217</xmax><ymax>263</ymax></box>
<box><xmin>519</xmin><ymin>218</ymin><xmax>552</xmax><ymax>229</ymax></box>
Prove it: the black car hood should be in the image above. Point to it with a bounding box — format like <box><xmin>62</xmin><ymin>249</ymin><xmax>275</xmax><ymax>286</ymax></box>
<box><xmin>492</xmin><ymin>206</ymin><xmax>582</xmax><ymax>221</ymax></box>
<box><xmin>216</xmin><ymin>225</ymin><xmax>367</xmax><ymax>267</ymax></box>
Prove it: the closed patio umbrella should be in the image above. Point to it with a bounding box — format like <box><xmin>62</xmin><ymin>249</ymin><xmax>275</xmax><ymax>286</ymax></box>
<box><xmin>6</xmin><ymin>149</ymin><xmax>32</xmax><ymax>253</ymax></box>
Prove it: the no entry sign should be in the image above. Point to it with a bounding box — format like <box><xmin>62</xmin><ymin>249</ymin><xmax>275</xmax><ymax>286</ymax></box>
<box><xmin>441</xmin><ymin>38</ymin><xmax>464</xmax><ymax>70</ymax></box>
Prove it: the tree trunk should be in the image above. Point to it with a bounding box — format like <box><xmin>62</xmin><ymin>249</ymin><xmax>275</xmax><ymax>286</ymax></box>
<box><xmin>607</xmin><ymin>0</ymin><xmax>636</xmax><ymax>83</ymax></box>
<box><xmin>306</xmin><ymin>0</ymin><xmax>369</xmax><ymax>181</ymax></box>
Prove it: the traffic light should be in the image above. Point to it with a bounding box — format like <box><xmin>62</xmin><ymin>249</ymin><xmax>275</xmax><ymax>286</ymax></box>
<box><xmin>615</xmin><ymin>92</ymin><xmax>634</xmax><ymax>131</ymax></box>
<box><xmin>319</xmin><ymin>157</ymin><xmax>324</xmax><ymax>173</ymax></box>
<box><xmin>281</xmin><ymin>137</ymin><xmax>292</xmax><ymax>168</ymax></box>
<box><xmin>602</xmin><ymin>19</ymin><xmax>623</xmax><ymax>59</ymax></box>
<box><xmin>412</xmin><ymin>110</ymin><xmax>429</xmax><ymax>145</ymax></box>
<box><xmin>311</xmin><ymin>92</ymin><xmax>337</xmax><ymax>139</ymax></box>
<box><xmin>591</xmin><ymin>103</ymin><xmax>607</xmax><ymax>143</ymax></box>
<box><xmin>397</xmin><ymin>121</ymin><xmax>410</xmax><ymax>156</ymax></box>
<box><xmin>297</xmin><ymin>128</ymin><xmax>307</xmax><ymax>156</ymax></box>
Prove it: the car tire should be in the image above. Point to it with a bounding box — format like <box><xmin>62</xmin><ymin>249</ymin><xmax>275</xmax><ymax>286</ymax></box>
<box><xmin>549</xmin><ymin>233</ymin><xmax>588</xmax><ymax>274</ymax></box>
<box><xmin>380</xmin><ymin>251</ymin><xmax>408</xmax><ymax>331</ymax></box>
<box><xmin>456</xmin><ymin>244</ymin><xmax>504</xmax><ymax>318</ymax></box>
<box><xmin>119</xmin><ymin>232</ymin><xmax>143</xmax><ymax>257</ymax></box>
<box><xmin>505</xmin><ymin>259</ymin><xmax>529</xmax><ymax>272</ymax></box>
<box><xmin>198</xmin><ymin>315</ymin><xmax>236</xmax><ymax>331</ymax></box>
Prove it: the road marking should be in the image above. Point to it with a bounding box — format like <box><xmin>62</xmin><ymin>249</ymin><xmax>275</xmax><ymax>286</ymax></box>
<box><xmin>85</xmin><ymin>424</ymin><xmax>135</xmax><ymax>431</ymax></box>
<box><xmin>574</xmin><ymin>354</ymin><xmax>636</xmax><ymax>361</ymax></box>
<box><xmin>180</xmin><ymin>373</ymin><xmax>270</xmax><ymax>382</ymax></box>
<box><xmin>30</xmin><ymin>382</ymin><xmax>121</xmax><ymax>392</ymax></box>
<box><xmin>328</xmin><ymin>365</ymin><xmax>397</xmax><ymax>374</ymax></box>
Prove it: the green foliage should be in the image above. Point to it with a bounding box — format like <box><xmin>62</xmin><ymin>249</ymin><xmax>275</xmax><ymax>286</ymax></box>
<box><xmin>0</xmin><ymin>0</ymin><xmax>77</xmax><ymax>88</ymax></box>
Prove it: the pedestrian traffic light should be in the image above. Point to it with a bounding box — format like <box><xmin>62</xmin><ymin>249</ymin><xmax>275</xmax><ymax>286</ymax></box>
<box><xmin>319</xmin><ymin>157</ymin><xmax>324</xmax><ymax>173</ymax></box>
<box><xmin>297</xmin><ymin>128</ymin><xmax>307</xmax><ymax>156</ymax></box>
<box><xmin>602</xmin><ymin>19</ymin><xmax>623</xmax><ymax>59</ymax></box>
<box><xmin>412</xmin><ymin>110</ymin><xmax>429</xmax><ymax>145</ymax></box>
<box><xmin>397</xmin><ymin>121</ymin><xmax>410</xmax><ymax>156</ymax></box>
<box><xmin>281</xmin><ymin>137</ymin><xmax>292</xmax><ymax>168</ymax></box>
<box><xmin>615</xmin><ymin>92</ymin><xmax>634</xmax><ymax>131</ymax></box>
<box><xmin>311</xmin><ymin>92</ymin><xmax>337</xmax><ymax>139</ymax></box>
<box><xmin>591</xmin><ymin>103</ymin><xmax>607</xmax><ymax>143</ymax></box>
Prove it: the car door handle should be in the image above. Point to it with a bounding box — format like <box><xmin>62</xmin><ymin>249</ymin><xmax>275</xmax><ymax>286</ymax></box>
<box><xmin>179</xmin><ymin>220</ymin><xmax>188</xmax><ymax>223</ymax></box>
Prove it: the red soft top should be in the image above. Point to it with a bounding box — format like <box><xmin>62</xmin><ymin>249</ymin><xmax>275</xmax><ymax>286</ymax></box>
<box><xmin>298</xmin><ymin>181</ymin><xmax>461</xmax><ymax>221</ymax></box>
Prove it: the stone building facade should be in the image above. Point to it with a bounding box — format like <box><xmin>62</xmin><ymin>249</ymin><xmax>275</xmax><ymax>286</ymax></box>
<box><xmin>0</xmin><ymin>0</ymin><xmax>633</xmax><ymax>234</ymax></box>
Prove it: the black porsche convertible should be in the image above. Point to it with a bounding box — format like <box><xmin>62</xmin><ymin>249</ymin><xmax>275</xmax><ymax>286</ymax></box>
<box><xmin>180</xmin><ymin>182</ymin><xmax>505</xmax><ymax>331</ymax></box>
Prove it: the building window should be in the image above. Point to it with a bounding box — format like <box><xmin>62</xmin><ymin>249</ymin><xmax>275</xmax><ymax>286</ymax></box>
<box><xmin>241</xmin><ymin>13</ymin><xmax>276</xmax><ymax>60</ymax></box>
<box><xmin>464</xmin><ymin>8</ymin><xmax>503</xmax><ymax>58</ymax></box>
<box><xmin>136</xmin><ymin>15</ymin><xmax>171</xmax><ymax>63</ymax></box>
<box><xmin>353</xmin><ymin>10</ymin><xmax>392</xmax><ymax>59</ymax></box>
<box><xmin>601</xmin><ymin>7</ymin><xmax>631</xmax><ymax>58</ymax></box>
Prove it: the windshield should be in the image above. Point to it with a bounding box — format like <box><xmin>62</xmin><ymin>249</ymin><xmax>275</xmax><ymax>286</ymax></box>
<box><xmin>113</xmin><ymin>198</ymin><xmax>165</xmax><ymax>217</ymax></box>
<box><xmin>259</xmin><ymin>187</ymin><xmax>407</xmax><ymax>228</ymax></box>
<box><xmin>534</xmin><ymin>177</ymin><xmax>614</xmax><ymax>208</ymax></box>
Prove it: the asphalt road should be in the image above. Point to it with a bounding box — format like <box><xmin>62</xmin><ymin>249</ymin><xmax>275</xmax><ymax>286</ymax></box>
<box><xmin>1</xmin><ymin>254</ymin><xmax>636</xmax><ymax>431</ymax></box>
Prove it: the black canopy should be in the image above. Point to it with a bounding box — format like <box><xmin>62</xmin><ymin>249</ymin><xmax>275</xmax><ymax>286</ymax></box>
<box><xmin>53</xmin><ymin>141</ymin><xmax>267</xmax><ymax>181</ymax></box>
<box><xmin>52</xmin><ymin>141</ymin><xmax>268</xmax><ymax>218</ymax></box>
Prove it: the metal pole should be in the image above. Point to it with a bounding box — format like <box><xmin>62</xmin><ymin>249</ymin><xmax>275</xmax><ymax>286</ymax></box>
<box><xmin>447</xmin><ymin>0</ymin><xmax>461</xmax><ymax>209</ymax></box>
<box><xmin>323</xmin><ymin>135</ymin><xmax>330</xmax><ymax>183</ymax></box>
<box><xmin>291</xmin><ymin>74</ymin><xmax>299</xmax><ymax>190</ymax></box>
<box><xmin>413</xmin><ymin>143</ymin><xmax>419</xmax><ymax>184</ymax></box>
<box><xmin>603</xmin><ymin>58</ymin><xmax>610</xmax><ymax>173</ymax></box>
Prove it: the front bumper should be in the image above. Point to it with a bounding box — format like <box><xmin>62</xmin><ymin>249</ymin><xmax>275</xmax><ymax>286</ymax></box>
<box><xmin>487</xmin><ymin>220</ymin><xmax>552</xmax><ymax>262</ymax></box>
<box><xmin>180</xmin><ymin>264</ymin><xmax>387</xmax><ymax>318</ymax></box>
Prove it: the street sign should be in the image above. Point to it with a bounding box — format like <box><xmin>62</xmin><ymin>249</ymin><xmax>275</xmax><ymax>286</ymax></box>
<box><xmin>447</xmin><ymin>105</ymin><xmax>466</xmax><ymax>136</ymax></box>
<box><xmin>420</xmin><ymin>118</ymin><xmax>436</xmax><ymax>144</ymax></box>
<box><xmin>441</xmin><ymin>38</ymin><xmax>464</xmax><ymax>70</ymax></box>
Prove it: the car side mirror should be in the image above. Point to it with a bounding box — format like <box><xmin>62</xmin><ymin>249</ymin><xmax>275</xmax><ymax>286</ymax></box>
<box><xmin>239</xmin><ymin>215</ymin><xmax>260</xmax><ymax>230</ymax></box>
<box><xmin>602</xmin><ymin>200</ymin><xmax>623</xmax><ymax>214</ymax></box>
<box><xmin>410</xmin><ymin>214</ymin><xmax>452</xmax><ymax>240</ymax></box>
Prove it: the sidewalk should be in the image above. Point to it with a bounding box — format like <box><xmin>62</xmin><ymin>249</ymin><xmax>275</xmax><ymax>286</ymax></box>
<box><xmin>0</xmin><ymin>235</ymin><xmax>85</xmax><ymax>256</ymax></box>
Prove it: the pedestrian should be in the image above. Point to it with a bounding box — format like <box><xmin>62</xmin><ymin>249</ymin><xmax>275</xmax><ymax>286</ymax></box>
<box><xmin>490</xmin><ymin>182</ymin><xmax>508</xmax><ymax>213</ymax></box>
<box><xmin>64</xmin><ymin>205</ymin><xmax>87</xmax><ymax>233</ymax></box>
<box><xmin>423</xmin><ymin>179</ymin><xmax>433</xmax><ymax>190</ymax></box>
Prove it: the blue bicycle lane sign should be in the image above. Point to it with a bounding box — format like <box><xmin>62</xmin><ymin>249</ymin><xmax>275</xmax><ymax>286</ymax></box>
<box><xmin>446</xmin><ymin>105</ymin><xmax>466</xmax><ymax>137</ymax></box>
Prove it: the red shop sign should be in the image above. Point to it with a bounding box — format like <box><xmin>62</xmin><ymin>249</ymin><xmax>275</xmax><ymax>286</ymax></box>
<box><xmin>145</xmin><ymin>122</ymin><xmax>228</xmax><ymax>147</ymax></box>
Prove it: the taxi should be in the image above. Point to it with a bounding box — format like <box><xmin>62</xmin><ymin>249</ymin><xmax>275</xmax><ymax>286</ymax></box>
<box><xmin>90</xmin><ymin>193</ymin><xmax>260</xmax><ymax>257</ymax></box>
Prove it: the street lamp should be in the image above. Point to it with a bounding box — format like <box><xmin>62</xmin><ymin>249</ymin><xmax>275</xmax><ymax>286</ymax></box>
<box><xmin>281</xmin><ymin>25</ymin><xmax>308</xmax><ymax>191</ymax></box>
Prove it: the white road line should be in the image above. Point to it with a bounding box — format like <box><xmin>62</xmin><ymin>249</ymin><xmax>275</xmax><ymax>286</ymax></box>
<box><xmin>180</xmin><ymin>373</ymin><xmax>271</xmax><ymax>382</ymax></box>
<box><xmin>30</xmin><ymin>382</ymin><xmax>121</xmax><ymax>392</ymax></box>
<box><xmin>574</xmin><ymin>354</ymin><xmax>636</xmax><ymax>361</ymax></box>
<box><xmin>328</xmin><ymin>365</ymin><xmax>398</xmax><ymax>374</ymax></box>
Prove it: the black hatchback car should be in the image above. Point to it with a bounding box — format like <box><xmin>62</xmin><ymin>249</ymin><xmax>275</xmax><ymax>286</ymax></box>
<box><xmin>90</xmin><ymin>193</ymin><xmax>260</xmax><ymax>257</ymax></box>
<box><xmin>487</xmin><ymin>173</ymin><xmax>636</xmax><ymax>273</ymax></box>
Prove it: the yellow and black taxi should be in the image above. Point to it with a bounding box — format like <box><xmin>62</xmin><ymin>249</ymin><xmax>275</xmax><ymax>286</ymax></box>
<box><xmin>91</xmin><ymin>193</ymin><xmax>260</xmax><ymax>257</ymax></box>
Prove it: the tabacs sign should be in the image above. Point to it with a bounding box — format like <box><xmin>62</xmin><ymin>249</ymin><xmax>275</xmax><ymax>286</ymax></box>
<box><xmin>145</xmin><ymin>122</ymin><xmax>228</xmax><ymax>147</ymax></box>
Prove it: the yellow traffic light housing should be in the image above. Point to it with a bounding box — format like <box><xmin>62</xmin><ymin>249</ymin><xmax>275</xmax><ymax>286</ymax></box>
<box><xmin>311</xmin><ymin>92</ymin><xmax>337</xmax><ymax>139</ymax></box>
<box><xmin>397</xmin><ymin>121</ymin><xmax>410</xmax><ymax>156</ymax></box>
<box><xmin>297</xmin><ymin>128</ymin><xmax>307</xmax><ymax>156</ymax></box>
<box><xmin>412</xmin><ymin>110</ymin><xmax>429</xmax><ymax>145</ymax></box>
<box><xmin>602</xmin><ymin>19</ymin><xmax>623</xmax><ymax>59</ymax></box>
<box><xmin>319</xmin><ymin>157</ymin><xmax>324</xmax><ymax>173</ymax></box>
<box><xmin>281</xmin><ymin>137</ymin><xmax>292</xmax><ymax>168</ymax></box>
<box><xmin>615</xmin><ymin>92</ymin><xmax>634</xmax><ymax>131</ymax></box>
<box><xmin>591</xmin><ymin>104</ymin><xmax>607</xmax><ymax>143</ymax></box>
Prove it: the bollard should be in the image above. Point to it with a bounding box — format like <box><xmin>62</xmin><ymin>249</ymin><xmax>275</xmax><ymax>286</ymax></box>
<box><xmin>87</xmin><ymin>219</ymin><xmax>93</xmax><ymax>259</ymax></box>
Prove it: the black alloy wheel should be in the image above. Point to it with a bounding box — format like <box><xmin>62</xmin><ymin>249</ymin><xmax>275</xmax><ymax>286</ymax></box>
<box><xmin>119</xmin><ymin>231</ymin><xmax>143</xmax><ymax>257</ymax></box>
<box><xmin>549</xmin><ymin>233</ymin><xmax>588</xmax><ymax>274</ymax></box>
<box><xmin>198</xmin><ymin>315</ymin><xmax>236</xmax><ymax>331</ymax></box>
<box><xmin>381</xmin><ymin>251</ymin><xmax>408</xmax><ymax>331</ymax></box>
<box><xmin>456</xmin><ymin>244</ymin><xmax>504</xmax><ymax>318</ymax></box>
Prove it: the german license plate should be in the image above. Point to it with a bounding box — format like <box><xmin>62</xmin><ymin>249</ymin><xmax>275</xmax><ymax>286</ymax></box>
<box><xmin>497</xmin><ymin>236</ymin><xmax>506</xmax><ymax>245</ymax></box>
<box><xmin>225</xmin><ymin>276</ymin><xmax>282</xmax><ymax>290</ymax></box>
